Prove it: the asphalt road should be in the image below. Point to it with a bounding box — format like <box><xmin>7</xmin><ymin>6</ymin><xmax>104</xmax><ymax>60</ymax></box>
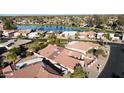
<box><xmin>99</xmin><ymin>43</ymin><xmax>124</xmax><ymax>78</ymax></box>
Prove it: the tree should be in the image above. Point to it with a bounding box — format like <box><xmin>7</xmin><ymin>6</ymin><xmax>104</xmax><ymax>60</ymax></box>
<box><xmin>26</xmin><ymin>51</ymin><xmax>33</xmax><ymax>57</ymax></box>
<box><xmin>0</xmin><ymin>61</ymin><xmax>5</xmax><ymax>67</ymax></box>
<box><xmin>27</xmin><ymin>42</ymin><xmax>40</xmax><ymax>52</ymax></box>
<box><xmin>0</xmin><ymin>30</ymin><xmax>3</xmax><ymax>43</ymax></box>
<box><xmin>116</xmin><ymin>16</ymin><xmax>124</xmax><ymax>27</ymax></box>
<box><xmin>9</xmin><ymin>47</ymin><xmax>21</xmax><ymax>55</ymax></box>
<box><xmin>75</xmin><ymin>32</ymin><xmax>80</xmax><ymax>39</ymax></box>
<box><xmin>70</xmin><ymin>64</ymin><xmax>87</xmax><ymax>78</ymax></box>
<box><xmin>87</xmin><ymin>48</ymin><xmax>106</xmax><ymax>57</ymax></box>
<box><xmin>2</xmin><ymin>17</ymin><xmax>17</xmax><ymax>30</ymax></box>
<box><xmin>7</xmin><ymin>53</ymin><xmax>17</xmax><ymax>63</ymax></box>
<box><xmin>38</xmin><ymin>32</ymin><xmax>44</xmax><ymax>39</ymax></box>
<box><xmin>93</xmin><ymin>15</ymin><xmax>109</xmax><ymax>29</ymax></box>
<box><xmin>0</xmin><ymin>30</ymin><xmax>3</xmax><ymax>37</ymax></box>
<box><xmin>103</xmin><ymin>33</ymin><xmax>111</xmax><ymax>40</ymax></box>
<box><xmin>94</xmin><ymin>49</ymin><xmax>106</xmax><ymax>57</ymax></box>
<box><xmin>111</xmin><ymin>21</ymin><xmax>118</xmax><ymax>30</ymax></box>
<box><xmin>47</xmin><ymin>33</ymin><xmax>58</xmax><ymax>44</ymax></box>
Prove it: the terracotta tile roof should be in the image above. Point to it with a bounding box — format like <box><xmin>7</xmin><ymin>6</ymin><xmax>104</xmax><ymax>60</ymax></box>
<box><xmin>38</xmin><ymin>44</ymin><xmax>82</xmax><ymax>70</ymax></box>
<box><xmin>11</xmin><ymin>63</ymin><xmax>62</xmax><ymax>78</ymax></box>
<box><xmin>66</xmin><ymin>41</ymin><xmax>98</xmax><ymax>51</ymax></box>
<box><xmin>2</xmin><ymin>66</ymin><xmax>12</xmax><ymax>73</ymax></box>
<box><xmin>79</xmin><ymin>31</ymin><xmax>96</xmax><ymax>36</ymax></box>
<box><xmin>38</xmin><ymin>44</ymin><xmax>64</xmax><ymax>60</ymax></box>
<box><xmin>68</xmin><ymin>51</ymin><xmax>81</xmax><ymax>58</ymax></box>
<box><xmin>2</xmin><ymin>66</ymin><xmax>13</xmax><ymax>78</ymax></box>
<box><xmin>54</xmin><ymin>49</ymin><xmax>80</xmax><ymax>69</ymax></box>
<box><xmin>4</xmin><ymin>30</ymin><xmax>15</xmax><ymax>33</ymax></box>
<box><xmin>17</xmin><ymin>30</ymin><xmax>31</xmax><ymax>34</ymax></box>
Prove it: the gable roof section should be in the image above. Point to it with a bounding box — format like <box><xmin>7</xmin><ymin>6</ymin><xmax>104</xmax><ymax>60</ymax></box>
<box><xmin>12</xmin><ymin>63</ymin><xmax>62</xmax><ymax>78</ymax></box>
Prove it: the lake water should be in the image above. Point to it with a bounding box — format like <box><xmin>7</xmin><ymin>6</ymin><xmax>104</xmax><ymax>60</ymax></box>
<box><xmin>17</xmin><ymin>25</ymin><xmax>82</xmax><ymax>32</ymax></box>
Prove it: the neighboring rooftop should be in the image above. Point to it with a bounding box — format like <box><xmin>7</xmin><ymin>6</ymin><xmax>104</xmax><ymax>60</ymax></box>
<box><xmin>66</xmin><ymin>41</ymin><xmax>99</xmax><ymax>52</ymax></box>
<box><xmin>11</xmin><ymin>39</ymin><xmax>32</xmax><ymax>47</ymax></box>
<box><xmin>2</xmin><ymin>66</ymin><xmax>13</xmax><ymax>78</ymax></box>
<box><xmin>0</xmin><ymin>39</ymin><xmax>32</xmax><ymax>49</ymax></box>
<box><xmin>17</xmin><ymin>29</ymin><xmax>31</xmax><ymax>34</ymax></box>
<box><xmin>11</xmin><ymin>63</ymin><xmax>62</xmax><ymax>78</ymax></box>
<box><xmin>79</xmin><ymin>31</ymin><xmax>96</xmax><ymax>36</ymax></box>
<box><xmin>3</xmin><ymin>30</ymin><xmax>16</xmax><ymax>33</ymax></box>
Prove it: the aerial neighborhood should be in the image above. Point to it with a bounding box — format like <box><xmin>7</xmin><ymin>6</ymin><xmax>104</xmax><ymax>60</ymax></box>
<box><xmin>0</xmin><ymin>15</ymin><xmax>124</xmax><ymax>78</ymax></box>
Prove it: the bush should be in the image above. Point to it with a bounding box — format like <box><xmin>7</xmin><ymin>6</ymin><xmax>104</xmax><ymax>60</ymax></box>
<box><xmin>9</xmin><ymin>47</ymin><xmax>21</xmax><ymax>55</ymax></box>
<box><xmin>26</xmin><ymin>51</ymin><xmax>33</xmax><ymax>57</ymax></box>
<box><xmin>0</xmin><ymin>61</ymin><xmax>5</xmax><ymax>67</ymax></box>
<box><xmin>70</xmin><ymin>64</ymin><xmax>87</xmax><ymax>78</ymax></box>
<box><xmin>87</xmin><ymin>48</ymin><xmax>106</xmax><ymax>57</ymax></box>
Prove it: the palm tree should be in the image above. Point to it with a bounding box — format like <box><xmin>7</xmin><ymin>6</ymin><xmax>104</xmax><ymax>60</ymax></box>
<box><xmin>7</xmin><ymin>52</ymin><xmax>17</xmax><ymax>64</ymax></box>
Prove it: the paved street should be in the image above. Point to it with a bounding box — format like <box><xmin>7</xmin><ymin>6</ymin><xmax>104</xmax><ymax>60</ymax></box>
<box><xmin>99</xmin><ymin>43</ymin><xmax>124</xmax><ymax>78</ymax></box>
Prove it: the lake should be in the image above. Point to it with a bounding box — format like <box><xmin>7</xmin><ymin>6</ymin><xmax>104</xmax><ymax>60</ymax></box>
<box><xmin>17</xmin><ymin>25</ymin><xmax>82</xmax><ymax>32</ymax></box>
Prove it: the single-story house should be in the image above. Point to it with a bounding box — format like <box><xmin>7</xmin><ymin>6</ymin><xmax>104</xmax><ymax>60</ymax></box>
<box><xmin>28</xmin><ymin>32</ymin><xmax>39</xmax><ymax>39</ymax></box>
<box><xmin>65</xmin><ymin>41</ymin><xmax>99</xmax><ymax>54</ymax></box>
<box><xmin>35</xmin><ymin>44</ymin><xmax>95</xmax><ymax>73</ymax></box>
<box><xmin>79</xmin><ymin>31</ymin><xmax>96</xmax><ymax>39</ymax></box>
<box><xmin>4</xmin><ymin>63</ymin><xmax>62</xmax><ymax>78</ymax></box>
<box><xmin>14</xmin><ymin>29</ymin><xmax>31</xmax><ymax>37</ymax></box>
<box><xmin>96</xmin><ymin>32</ymin><xmax>104</xmax><ymax>39</ymax></box>
<box><xmin>3</xmin><ymin>30</ymin><xmax>16</xmax><ymax>37</ymax></box>
<box><xmin>60</xmin><ymin>31</ymin><xmax>77</xmax><ymax>39</ymax></box>
<box><xmin>0</xmin><ymin>39</ymin><xmax>32</xmax><ymax>50</ymax></box>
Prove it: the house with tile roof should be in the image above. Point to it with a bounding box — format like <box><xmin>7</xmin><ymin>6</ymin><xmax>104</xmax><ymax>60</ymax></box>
<box><xmin>65</xmin><ymin>41</ymin><xmax>99</xmax><ymax>54</ymax></box>
<box><xmin>35</xmin><ymin>43</ymin><xmax>96</xmax><ymax>73</ymax></box>
<box><xmin>14</xmin><ymin>29</ymin><xmax>31</xmax><ymax>37</ymax></box>
<box><xmin>12</xmin><ymin>63</ymin><xmax>62</xmax><ymax>78</ymax></box>
<box><xmin>79</xmin><ymin>31</ymin><xmax>96</xmax><ymax>39</ymax></box>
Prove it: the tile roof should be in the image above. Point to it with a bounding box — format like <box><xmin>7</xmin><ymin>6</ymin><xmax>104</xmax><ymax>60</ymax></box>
<box><xmin>4</xmin><ymin>30</ymin><xmax>16</xmax><ymax>33</ymax></box>
<box><xmin>17</xmin><ymin>30</ymin><xmax>31</xmax><ymax>34</ymax></box>
<box><xmin>38</xmin><ymin>44</ymin><xmax>83</xmax><ymax>70</ymax></box>
<box><xmin>54</xmin><ymin>49</ymin><xmax>80</xmax><ymax>69</ymax></box>
<box><xmin>66</xmin><ymin>41</ymin><xmax>99</xmax><ymax>52</ymax></box>
<box><xmin>79</xmin><ymin>31</ymin><xmax>96</xmax><ymax>36</ymax></box>
<box><xmin>37</xmin><ymin>43</ymin><xmax>97</xmax><ymax>70</ymax></box>
<box><xmin>2</xmin><ymin>66</ymin><xmax>13</xmax><ymax>78</ymax></box>
<box><xmin>38</xmin><ymin>44</ymin><xmax>64</xmax><ymax>60</ymax></box>
<box><xmin>11</xmin><ymin>63</ymin><xmax>62</xmax><ymax>78</ymax></box>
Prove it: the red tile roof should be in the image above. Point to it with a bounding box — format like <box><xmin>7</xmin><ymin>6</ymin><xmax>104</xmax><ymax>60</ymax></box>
<box><xmin>4</xmin><ymin>30</ymin><xmax>15</xmax><ymax>33</ymax></box>
<box><xmin>2</xmin><ymin>66</ymin><xmax>13</xmax><ymax>78</ymax></box>
<box><xmin>38</xmin><ymin>44</ymin><xmax>64</xmax><ymax>60</ymax></box>
<box><xmin>38</xmin><ymin>44</ymin><xmax>83</xmax><ymax>70</ymax></box>
<box><xmin>54</xmin><ymin>49</ymin><xmax>80</xmax><ymax>69</ymax></box>
<box><xmin>17</xmin><ymin>30</ymin><xmax>31</xmax><ymax>34</ymax></box>
<box><xmin>11</xmin><ymin>63</ymin><xmax>62</xmax><ymax>78</ymax></box>
<box><xmin>79</xmin><ymin>31</ymin><xmax>96</xmax><ymax>36</ymax></box>
<box><xmin>66</xmin><ymin>41</ymin><xmax>98</xmax><ymax>51</ymax></box>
